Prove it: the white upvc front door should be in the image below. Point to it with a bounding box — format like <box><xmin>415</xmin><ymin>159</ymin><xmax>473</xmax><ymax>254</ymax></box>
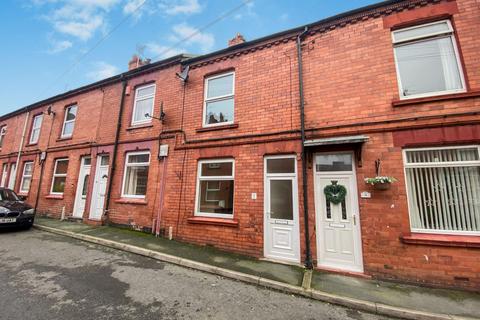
<box><xmin>314</xmin><ymin>152</ymin><xmax>364</xmax><ymax>273</ymax></box>
<box><xmin>89</xmin><ymin>155</ymin><xmax>109</xmax><ymax>221</ymax></box>
<box><xmin>73</xmin><ymin>157</ymin><xmax>91</xmax><ymax>218</ymax></box>
<box><xmin>264</xmin><ymin>155</ymin><xmax>300</xmax><ymax>263</ymax></box>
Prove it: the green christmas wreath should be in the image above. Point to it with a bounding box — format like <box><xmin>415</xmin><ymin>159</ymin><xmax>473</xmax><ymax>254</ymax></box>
<box><xmin>323</xmin><ymin>180</ymin><xmax>347</xmax><ymax>204</ymax></box>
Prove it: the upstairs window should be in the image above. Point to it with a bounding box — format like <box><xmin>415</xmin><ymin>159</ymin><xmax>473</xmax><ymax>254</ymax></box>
<box><xmin>392</xmin><ymin>20</ymin><xmax>465</xmax><ymax>99</ymax></box>
<box><xmin>29</xmin><ymin>114</ymin><xmax>43</xmax><ymax>144</ymax></box>
<box><xmin>122</xmin><ymin>152</ymin><xmax>150</xmax><ymax>198</ymax></box>
<box><xmin>0</xmin><ymin>126</ymin><xmax>6</xmax><ymax>148</ymax></box>
<box><xmin>61</xmin><ymin>105</ymin><xmax>77</xmax><ymax>138</ymax></box>
<box><xmin>51</xmin><ymin>159</ymin><xmax>69</xmax><ymax>194</ymax></box>
<box><xmin>20</xmin><ymin>162</ymin><xmax>34</xmax><ymax>194</ymax></box>
<box><xmin>195</xmin><ymin>159</ymin><xmax>234</xmax><ymax>218</ymax></box>
<box><xmin>203</xmin><ymin>72</ymin><xmax>235</xmax><ymax>127</ymax></box>
<box><xmin>132</xmin><ymin>84</ymin><xmax>155</xmax><ymax>126</ymax></box>
<box><xmin>404</xmin><ymin>146</ymin><xmax>480</xmax><ymax>235</ymax></box>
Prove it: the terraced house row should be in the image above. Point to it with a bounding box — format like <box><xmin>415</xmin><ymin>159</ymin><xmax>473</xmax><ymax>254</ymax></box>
<box><xmin>1</xmin><ymin>0</ymin><xmax>479</xmax><ymax>290</ymax></box>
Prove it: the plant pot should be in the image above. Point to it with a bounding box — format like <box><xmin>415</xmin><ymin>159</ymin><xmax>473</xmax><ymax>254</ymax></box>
<box><xmin>374</xmin><ymin>182</ymin><xmax>391</xmax><ymax>190</ymax></box>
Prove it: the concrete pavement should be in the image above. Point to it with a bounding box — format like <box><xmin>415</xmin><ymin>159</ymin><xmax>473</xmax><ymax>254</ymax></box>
<box><xmin>0</xmin><ymin>229</ymin><xmax>388</xmax><ymax>320</ymax></box>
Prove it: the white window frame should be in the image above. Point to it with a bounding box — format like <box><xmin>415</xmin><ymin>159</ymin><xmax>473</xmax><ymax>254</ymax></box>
<box><xmin>392</xmin><ymin>19</ymin><xmax>466</xmax><ymax>100</ymax></box>
<box><xmin>131</xmin><ymin>84</ymin><xmax>156</xmax><ymax>126</ymax></box>
<box><xmin>1</xmin><ymin>163</ymin><xmax>8</xmax><ymax>187</ymax></box>
<box><xmin>402</xmin><ymin>145</ymin><xmax>480</xmax><ymax>236</ymax></box>
<box><xmin>50</xmin><ymin>158</ymin><xmax>69</xmax><ymax>195</ymax></box>
<box><xmin>195</xmin><ymin>159</ymin><xmax>235</xmax><ymax>219</ymax></box>
<box><xmin>20</xmin><ymin>161</ymin><xmax>34</xmax><ymax>194</ymax></box>
<box><xmin>29</xmin><ymin>114</ymin><xmax>43</xmax><ymax>144</ymax></box>
<box><xmin>202</xmin><ymin>72</ymin><xmax>235</xmax><ymax>128</ymax></box>
<box><xmin>0</xmin><ymin>126</ymin><xmax>6</xmax><ymax>148</ymax></box>
<box><xmin>121</xmin><ymin>151</ymin><xmax>151</xmax><ymax>199</ymax></box>
<box><xmin>61</xmin><ymin>105</ymin><xmax>77</xmax><ymax>138</ymax></box>
<box><xmin>8</xmin><ymin>163</ymin><xmax>16</xmax><ymax>191</ymax></box>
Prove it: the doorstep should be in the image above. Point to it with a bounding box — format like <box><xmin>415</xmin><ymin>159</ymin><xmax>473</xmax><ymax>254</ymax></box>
<box><xmin>34</xmin><ymin>217</ymin><xmax>480</xmax><ymax>320</ymax></box>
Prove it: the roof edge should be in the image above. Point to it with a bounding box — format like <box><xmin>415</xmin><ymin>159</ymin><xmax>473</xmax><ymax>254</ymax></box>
<box><xmin>183</xmin><ymin>0</ymin><xmax>438</xmax><ymax>66</ymax></box>
<box><xmin>0</xmin><ymin>54</ymin><xmax>191</xmax><ymax>121</ymax></box>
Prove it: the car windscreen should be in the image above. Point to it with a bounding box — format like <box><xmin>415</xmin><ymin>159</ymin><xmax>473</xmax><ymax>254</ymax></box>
<box><xmin>0</xmin><ymin>189</ymin><xmax>19</xmax><ymax>201</ymax></box>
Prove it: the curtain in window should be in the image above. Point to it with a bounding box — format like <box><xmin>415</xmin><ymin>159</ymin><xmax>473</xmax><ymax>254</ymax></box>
<box><xmin>438</xmin><ymin>37</ymin><xmax>462</xmax><ymax>91</ymax></box>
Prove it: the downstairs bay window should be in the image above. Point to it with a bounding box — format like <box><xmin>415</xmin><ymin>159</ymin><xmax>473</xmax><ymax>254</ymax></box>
<box><xmin>404</xmin><ymin>146</ymin><xmax>480</xmax><ymax>235</ymax></box>
<box><xmin>121</xmin><ymin>152</ymin><xmax>150</xmax><ymax>198</ymax></box>
<box><xmin>195</xmin><ymin>159</ymin><xmax>234</xmax><ymax>218</ymax></box>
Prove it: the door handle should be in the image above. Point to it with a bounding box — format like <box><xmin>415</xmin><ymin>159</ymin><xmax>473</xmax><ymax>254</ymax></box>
<box><xmin>353</xmin><ymin>214</ymin><xmax>357</xmax><ymax>226</ymax></box>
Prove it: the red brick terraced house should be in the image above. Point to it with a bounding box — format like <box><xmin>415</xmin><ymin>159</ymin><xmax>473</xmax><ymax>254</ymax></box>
<box><xmin>1</xmin><ymin>0</ymin><xmax>479</xmax><ymax>290</ymax></box>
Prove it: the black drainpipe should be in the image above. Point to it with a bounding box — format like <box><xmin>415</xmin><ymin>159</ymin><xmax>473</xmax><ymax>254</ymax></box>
<box><xmin>104</xmin><ymin>78</ymin><xmax>127</xmax><ymax>222</ymax></box>
<box><xmin>297</xmin><ymin>26</ymin><xmax>313</xmax><ymax>269</ymax></box>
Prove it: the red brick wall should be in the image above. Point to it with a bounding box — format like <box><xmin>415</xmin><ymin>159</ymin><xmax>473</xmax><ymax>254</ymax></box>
<box><xmin>0</xmin><ymin>0</ymin><xmax>479</xmax><ymax>290</ymax></box>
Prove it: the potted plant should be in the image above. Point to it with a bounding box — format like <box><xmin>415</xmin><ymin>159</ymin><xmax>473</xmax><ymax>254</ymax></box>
<box><xmin>364</xmin><ymin>176</ymin><xmax>397</xmax><ymax>190</ymax></box>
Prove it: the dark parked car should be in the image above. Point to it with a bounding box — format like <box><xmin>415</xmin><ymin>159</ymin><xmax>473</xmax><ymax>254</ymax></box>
<box><xmin>0</xmin><ymin>188</ymin><xmax>35</xmax><ymax>229</ymax></box>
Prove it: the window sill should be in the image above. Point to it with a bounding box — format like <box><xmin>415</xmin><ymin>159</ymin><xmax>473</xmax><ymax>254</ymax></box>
<box><xmin>196</xmin><ymin>123</ymin><xmax>239</xmax><ymax>133</ymax></box>
<box><xmin>46</xmin><ymin>194</ymin><xmax>64</xmax><ymax>200</ymax></box>
<box><xmin>187</xmin><ymin>216</ymin><xmax>239</xmax><ymax>227</ymax></box>
<box><xmin>25</xmin><ymin>143</ymin><xmax>38</xmax><ymax>147</ymax></box>
<box><xmin>57</xmin><ymin>136</ymin><xmax>73</xmax><ymax>142</ymax></box>
<box><xmin>392</xmin><ymin>90</ymin><xmax>480</xmax><ymax>107</ymax></box>
<box><xmin>126</xmin><ymin>124</ymin><xmax>154</xmax><ymax>131</ymax></box>
<box><xmin>400</xmin><ymin>233</ymin><xmax>480</xmax><ymax>248</ymax></box>
<box><xmin>114</xmin><ymin>198</ymin><xmax>148</xmax><ymax>205</ymax></box>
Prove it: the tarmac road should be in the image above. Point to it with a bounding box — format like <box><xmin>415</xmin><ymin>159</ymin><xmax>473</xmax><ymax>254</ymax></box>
<box><xmin>0</xmin><ymin>229</ymin><xmax>390</xmax><ymax>320</ymax></box>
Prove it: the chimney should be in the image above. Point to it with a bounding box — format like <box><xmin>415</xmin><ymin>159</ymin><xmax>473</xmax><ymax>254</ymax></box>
<box><xmin>228</xmin><ymin>33</ymin><xmax>246</xmax><ymax>47</ymax></box>
<box><xmin>128</xmin><ymin>54</ymin><xmax>151</xmax><ymax>71</ymax></box>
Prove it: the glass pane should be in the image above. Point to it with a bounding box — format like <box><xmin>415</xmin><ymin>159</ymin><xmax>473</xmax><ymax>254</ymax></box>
<box><xmin>133</xmin><ymin>97</ymin><xmax>153</xmax><ymax>122</ymax></box>
<box><xmin>406</xmin><ymin>148</ymin><xmax>479</xmax><ymax>164</ymax></box>
<box><xmin>201</xmin><ymin>162</ymin><xmax>233</xmax><ymax>177</ymax></box>
<box><xmin>83</xmin><ymin>158</ymin><xmax>91</xmax><ymax>166</ymax></box>
<box><xmin>137</xmin><ymin>85</ymin><xmax>155</xmax><ymax>98</ymax></box>
<box><xmin>66</xmin><ymin>106</ymin><xmax>77</xmax><ymax>121</ymax></box>
<box><xmin>128</xmin><ymin>153</ymin><xmax>149</xmax><ymax>164</ymax></box>
<box><xmin>207</xmin><ymin>74</ymin><xmax>234</xmax><ymax>98</ymax></box>
<box><xmin>205</xmin><ymin>98</ymin><xmax>234</xmax><ymax>125</ymax></box>
<box><xmin>82</xmin><ymin>174</ymin><xmax>90</xmax><ymax>196</ymax></box>
<box><xmin>198</xmin><ymin>180</ymin><xmax>234</xmax><ymax>214</ymax></box>
<box><xmin>406</xmin><ymin>166</ymin><xmax>480</xmax><ymax>232</ymax></box>
<box><xmin>55</xmin><ymin>160</ymin><xmax>68</xmax><ymax>174</ymax></box>
<box><xmin>0</xmin><ymin>189</ymin><xmax>19</xmax><ymax>201</ymax></box>
<box><xmin>33</xmin><ymin>115</ymin><xmax>43</xmax><ymax>128</ymax></box>
<box><xmin>30</xmin><ymin>128</ymin><xmax>40</xmax><ymax>143</ymax></box>
<box><xmin>395</xmin><ymin>37</ymin><xmax>462</xmax><ymax>97</ymax></box>
<box><xmin>267</xmin><ymin>158</ymin><xmax>295</xmax><ymax>174</ymax></box>
<box><xmin>393</xmin><ymin>21</ymin><xmax>450</xmax><ymax>42</ymax></box>
<box><xmin>270</xmin><ymin>180</ymin><xmax>293</xmax><ymax>220</ymax></box>
<box><xmin>52</xmin><ymin>177</ymin><xmax>66</xmax><ymax>193</ymax></box>
<box><xmin>21</xmin><ymin>177</ymin><xmax>31</xmax><ymax>192</ymax></box>
<box><xmin>101</xmin><ymin>156</ymin><xmax>110</xmax><ymax>166</ymax></box>
<box><xmin>124</xmin><ymin>166</ymin><xmax>149</xmax><ymax>196</ymax></box>
<box><xmin>63</xmin><ymin>121</ymin><xmax>74</xmax><ymax>136</ymax></box>
<box><xmin>316</xmin><ymin>154</ymin><xmax>352</xmax><ymax>172</ymax></box>
<box><xmin>24</xmin><ymin>163</ymin><xmax>33</xmax><ymax>176</ymax></box>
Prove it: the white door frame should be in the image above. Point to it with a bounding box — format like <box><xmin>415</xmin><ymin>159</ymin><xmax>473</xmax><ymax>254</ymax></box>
<box><xmin>313</xmin><ymin>151</ymin><xmax>364</xmax><ymax>273</ymax></box>
<box><xmin>263</xmin><ymin>155</ymin><xmax>301</xmax><ymax>264</ymax></box>
<box><xmin>73</xmin><ymin>157</ymin><xmax>91</xmax><ymax>218</ymax></box>
<box><xmin>89</xmin><ymin>155</ymin><xmax>109</xmax><ymax>221</ymax></box>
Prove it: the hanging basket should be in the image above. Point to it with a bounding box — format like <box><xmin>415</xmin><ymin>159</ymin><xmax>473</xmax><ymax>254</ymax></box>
<box><xmin>364</xmin><ymin>176</ymin><xmax>397</xmax><ymax>191</ymax></box>
<box><xmin>374</xmin><ymin>182</ymin><xmax>391</xmax><ymax>190</ymax></box>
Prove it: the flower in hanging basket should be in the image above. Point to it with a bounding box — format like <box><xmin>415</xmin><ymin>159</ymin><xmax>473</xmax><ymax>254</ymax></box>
<box><xmin>364</xmin><ymin>176</ymin><xmax>397</xmax><ymax>190</ymax></box>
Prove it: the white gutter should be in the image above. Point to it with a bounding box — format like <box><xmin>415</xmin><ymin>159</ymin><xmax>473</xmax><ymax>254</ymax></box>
<box><xmin>13</xmin><ymin>111</ymin><xmax>30</xmax><ymax>190</ymax></box>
